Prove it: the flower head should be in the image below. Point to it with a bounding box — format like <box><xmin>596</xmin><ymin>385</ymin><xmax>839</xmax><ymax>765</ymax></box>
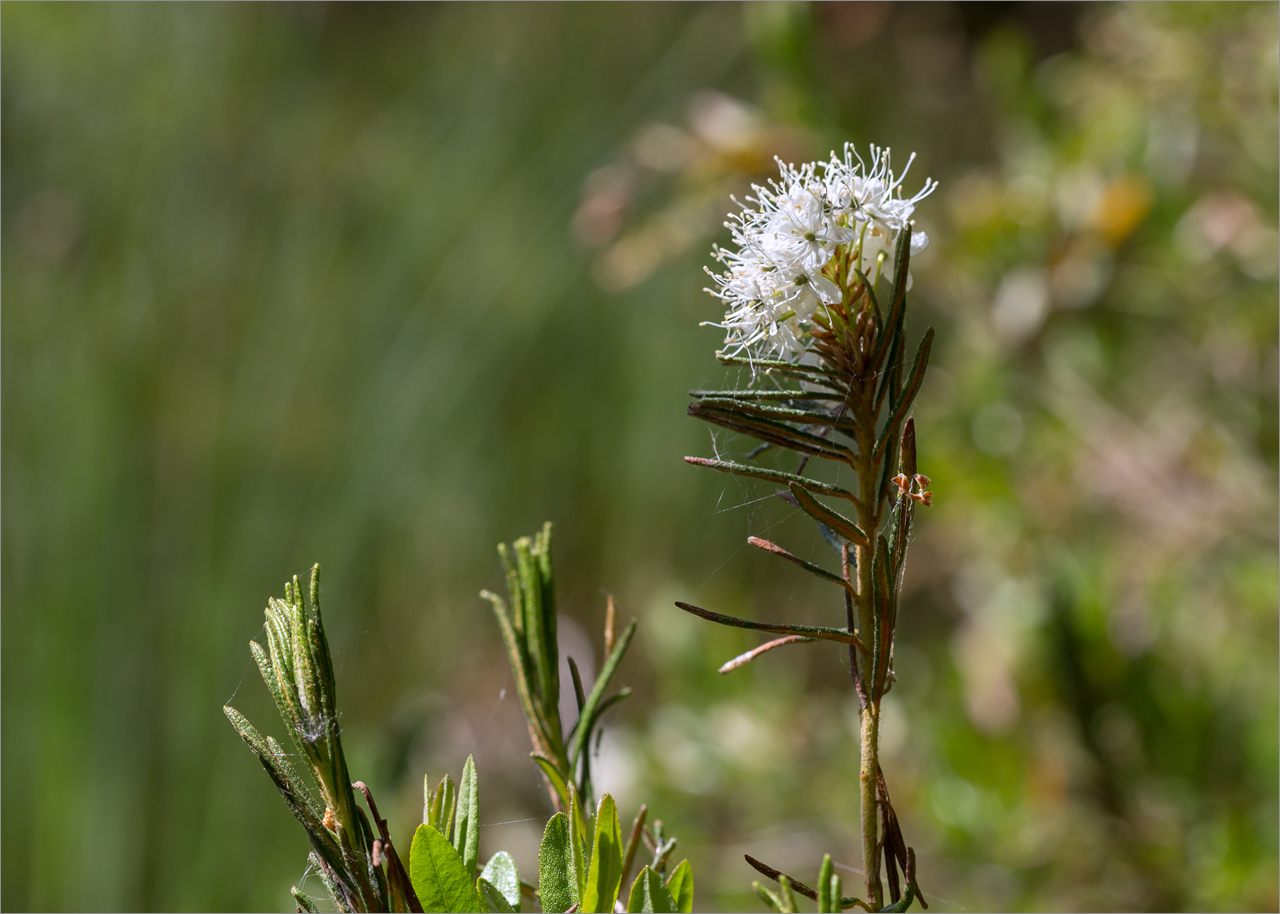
<box><xmin>704</xmin><ymin>144</ymin><xmax>937</xmax><ymax>362</ymax></box>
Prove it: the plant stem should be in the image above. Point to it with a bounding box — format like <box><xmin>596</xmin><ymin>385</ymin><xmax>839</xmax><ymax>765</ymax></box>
<box><xmin>860</xmin><ymin>700</ymin><xmax>882</xmax><ymax>909</ymax></box>
<box><xmin>853</xmin><ymin>367</ymin><xmax>883</xmax><ymax>909</ymax></box>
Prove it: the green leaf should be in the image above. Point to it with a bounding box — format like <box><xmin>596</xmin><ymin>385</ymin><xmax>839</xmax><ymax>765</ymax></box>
<box><xmin>664</xmin><ymin>859</ymin><xmax>693</xmax><ymax>914</ymax></box>
<box><xmin>673</xmin><ymin>601</ymin><xmax>865</xmax><ymax>649</ymax></box>
<box><xmin>682</xmin><ymin>456</ymin><xmax>858</xmax><ymax>502</ymax></box>
<box><xmin>777</xmin><ymin>875</ymin><xmax>799</xmax><ymax>914</ymax></box>
<box><xmin>788</xmin><ymin>484</ymin><xmax>870</xmax><ymax>548</ymax></box>
<box><xmin>581</xmin><ymin>794</ymin><xmax>624</xmax><ymax>913</ymax></box>
<box><xmin>870</xmin><ymin>226</ymin><xmax>914</xmax><ymax>371</ymax></box>
<box><xmin>429</xmin><ymin>774</ymin><xmax>456</xmax><ymax>841</ymax></box>
<box><xmin>872</xmin><ymin>327</ymin><xmax>934</xmax><ymax>465</ymax></box>
<box><xmin>530</xmin><ymin>753</ymin><xmax>571</xmax><ymax>811</ymax></box>
<box><xmin>477</xmin><ymin>878</ymin><xmax>516</xmax><ymax>914</ymax></box>
<box><xmin>817</xmin><ymin>855</ymin><xmax>835</xmax><ymax>914</ymax></box>
<box><xmin>568</xmin><ymin>620</ymin><xmax>638</xmax><ymax>767</ymax></box>
<box><xmin>291</xmin><ymin>886</ymin><xmax>320</xmax><ymax>913</ymax></box>
<box><xmin>410</xmin><ymin>823</ymin><xmax>481</xmax><ymax>914</ymax></box>
<box><xmin>484</xmin><ymin>590</ymin><xmax>558</xmax><ymax>759</ymax></box>
<box><xmin>567</xmin><ymin>784</ymin><xmax>589</xmax><ymax>898</ymax></box>
<box><xmin>689</xmin><ymin>397</ymin><xmax>858</xmax><ymax>435</ymax></box>
<box><xmin>688</xmin><ymin>388</ymin><xmax>844</xmax><ymax>402</ymax></box>
<box><xmin>537</xmin><ymin>813</ymin><xmax>577</xmax><ymax>914</ymax></box>
<box><xmin>453</xmin><ymin>756</ymin><xmax>480</xmax><ymax>877</ymax></box>
<box><xmin>480</xmin><ymin>852</ymin><xmax>520</xmax><ymax>913</ymax></box>
<box><xmin>625</xmin><ymin>867</ymin><xmax>676</xmax><ymax>914</ymax></box>
<box><xmin>687</xmin><ymin>404</ymin><xmax>854</xmax><ymax>463</ymax></box>
<box><xmin>754</xmin><ymin>882</ymin><xmax>785</xmax><ymax>914</ymax></box>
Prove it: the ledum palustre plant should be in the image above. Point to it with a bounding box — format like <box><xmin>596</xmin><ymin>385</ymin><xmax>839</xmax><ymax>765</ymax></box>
<box><xmin>225</xmin><ymin>527</ymin><xmax>692</xmax><ymax>913</ymax></box>
<box><xmin>679</xmin><ymin>144</ymin><xmax>937</xmax><ymax>912</ymax></box>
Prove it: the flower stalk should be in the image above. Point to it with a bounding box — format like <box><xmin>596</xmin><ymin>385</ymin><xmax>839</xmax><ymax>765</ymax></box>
<box><xmin>685</xmin><ymin>146</ymin><xmax>936</xmax><ymax>910</ymax></box>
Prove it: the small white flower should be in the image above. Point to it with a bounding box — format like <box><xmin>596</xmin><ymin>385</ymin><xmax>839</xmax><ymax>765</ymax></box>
<box><xmin>705</xmin><ymin>144</ymin><xmax>937</xmax><ymax>362</ymax></box>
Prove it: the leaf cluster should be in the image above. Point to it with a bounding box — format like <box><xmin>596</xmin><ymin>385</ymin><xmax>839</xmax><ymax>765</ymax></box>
<box><xmin>224</xmin><ymin>566</ymin><xmax>420</xmax><ymax>912</ymax></box>
<box><xmin>483</xmin><ymin>522</ymin><xmax>637</xmax><ymax>812</ymax></box>
<box><xmin>227</xmin><ymin>528</ymin><xmax>693</xmax><ymax>912</ymax></box>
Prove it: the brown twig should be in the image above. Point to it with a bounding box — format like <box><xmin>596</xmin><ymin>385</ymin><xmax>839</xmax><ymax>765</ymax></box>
<box><xmin>718</xmin><ymin>635</ymin><xmax>815</xmax><ymax>674</ymax></box>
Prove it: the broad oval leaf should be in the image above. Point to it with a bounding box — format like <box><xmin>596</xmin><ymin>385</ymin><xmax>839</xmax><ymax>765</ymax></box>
<box><xmin>480</xmin><ymin>852</ymin><xmax>520</xmax><ymax>912</ymax></box>
<box><xmin>410</xmin><ymin>823</ymin><xmax>480</xmax><ymax>913</ymax></box>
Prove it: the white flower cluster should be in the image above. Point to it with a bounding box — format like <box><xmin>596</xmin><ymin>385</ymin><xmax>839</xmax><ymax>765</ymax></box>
<box><xmin>705</xmin><ymin>144</ymin><xmax>937</xmax><ymax>361</ymax></box>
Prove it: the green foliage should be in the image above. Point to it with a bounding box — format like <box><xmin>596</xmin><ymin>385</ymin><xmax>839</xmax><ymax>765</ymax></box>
<box><xmin>478</xmin><ymin>879</ymin><xmax>517</xmax><ymax>914</ymax></box>
<box><xmin>665</xmin><ymin>860</ymin><xmax>694</xmax><ymax>914</ymax></box>
<box><xmin>537</xmin><ymin>813</ymin><xmax>577</xmax><ymax>914</ymax></box>
<box><xmin>582</xmin><ymin>794</ymin><xmax>624</xmax><ymax>914</ymax></box>
<box><xmin>453</xmin><ymin>757</ymin><xmax>481</xmax><ymax>879</ymax></box>
<box><xmin>626</xmin><ymin>867</ymin><xmax>677</xmax><ymax>914</ymax></box>
<box><xmin>224</xmin><ymin>567</ymin><xmax>419</xmax><ymax>912</ymax></box>
<box><xmin>410</xmin><ymin>824</ymin><xmax>480</xmax><ymax>914</ymax></box>
<box><xmin>483</xmin><ymin>523</ymin><xmax>637</xmax><ymax>811</ymax></box>
<box><xmin>9</xmin><ymin>5</ymin><xmax>1274</xmax><ymax>912</ymax></box>
<box><xmin>479</xmin><ymin>853</ymin><xmax>521</xmax><ymax>913</ymax></box>
<box><xmin>684</xmin><ymin>227</ymin><xmax>932</xmax><ymax>909</ymax></box>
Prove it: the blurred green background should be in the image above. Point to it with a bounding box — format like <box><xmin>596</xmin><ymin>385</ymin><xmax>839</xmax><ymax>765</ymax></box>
<box><xmin>3</xmin><ymin>3</ymin><xmax>1276</xmax><ymax>911</ymax></box>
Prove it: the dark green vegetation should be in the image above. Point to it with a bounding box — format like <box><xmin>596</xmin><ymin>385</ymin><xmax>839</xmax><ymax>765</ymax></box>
<box><xmin>4</xmin><ymin>3</ymin><xmax>1276</xmax><ymax>911</ymax></box>
<box><xmin>224</xmin><ymin>542</ymin><xmax>691</xmax><ymax>913</ymax></box>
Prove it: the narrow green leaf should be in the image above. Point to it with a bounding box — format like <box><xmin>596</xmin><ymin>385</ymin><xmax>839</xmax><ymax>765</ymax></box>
<box><xmin>430</xmin><ymin>774</ymin><xmax>456</xmax><ymax>841</ymax></box>
<box><xmin>480</xmin><ymin>852</ymin><xmax>520</xmax><ymax>913</ymax></box>
<box><xmin>664</xmin><ymin>859</ymin><xmax>693</xmax><ymax>914</ymax></box>
<box><xmin>569</xmin><ymin>619</ymin><xmax>637</xmax><ymax>767</ymax></box>
<box><xmin>537</xmin><ymin>813</ymin><xmax>576</xmax><ymax>914</ymax></box>
<box><xmin>423</xmin><ymin>775</ymin><xmax>432</xmax><ymax>825</ymax></box>
<box><xmin>777</xmin><ymin>875</ymin><xmax>799</xmax><ymax>914</ymax></box>
<box><xmin>567</xmin><ymin>784</ymin><xmax>589</xmax><ymax>900</ymax></box>
<box><xmin>871</xmin><ymin>226</ymin><xmax>913</xmax><ymax>371</ymax></box>
<box><xmin>453</xmin><ymin>756</ymin><xmax>480</xmax><ymax>877</ymax></box>
<box><xmin>788</xmin><ymin>484</ymin><xmax>870</xmax><ymax>548</ymax></box>
<box><xmin>754</xmin><ymin>882</ymin><xmax>786</xmax><ymax>914</ymax></box>
<box><xmin>292</xmin><ymin>886</ymin><xmax>320</xmax><ymax>913</ymax></box>
<box><xmin>817</xmin><ymin>855</ymin><xmax>835</xmax><ymax>914</ymax></box>
<box><xmin>689</xmin><ymin>388</ymin><xmax>845</xmax><ymax>402</ymax></box>
<box><xmin>683</xmin><ymin>456</ymin><xmax>859</xmax><ymax>502</ymax></box>
<box><xmin>530</xmin><ymin>753</ymin><xmax>571</xmax><ymax>811</ymax></box>
<box><xmin>688</xmin><ymin>404</ymin><xmax>855</xmax><ymax>463</ymax></box>
<box><xmin>873</xmin><ymin>327</ymin><xmax>933</xmax><ymax>465</ymax></box>
<box><xmin>625</xmin><ymin>867</ymin><xmax>676</xmax><ymax>914</ymax></box>
<box><xmin>409</xmin><ymin>824</ymin><xmax>480</xmax><ymax>914</ymax></box>
<box><xmin>674</xmin><ymin>602</ymin><xmax>865</xmax><ymax>650</ymax></box>
<box><xmin>715</xmin><ymin>353</ymin><xmax>846</xmax><ymax>383</ymax></box>
<box><xmin>689</xmin><ymin>397</ymin><xmax>859</xmax><ymax>435</ymax></box>
<box><xmin>581</xmin><ymin>794</ymin><xmax>624</xmax><ymax>913</ymax></box>
<box><xmin>484</xmin><ymin>590</ymin><xmax>557</xmax><ymax>758</ymax></box>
